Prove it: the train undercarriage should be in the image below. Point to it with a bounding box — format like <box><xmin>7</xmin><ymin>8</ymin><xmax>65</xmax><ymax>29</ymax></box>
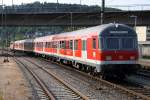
<box><xmin>41</xmin><ymin>54</ymin><xmax>141</xmax><ymax>80</ymax></box>
<box><xmin>101</xmin><ymin>64</ymin><xmax>141</xmax><ymax>80</ymax></box>
<box><xmin>12</xmin><ymin>50</ymin><xmax>141</xmax><ymax>80</ymax></box>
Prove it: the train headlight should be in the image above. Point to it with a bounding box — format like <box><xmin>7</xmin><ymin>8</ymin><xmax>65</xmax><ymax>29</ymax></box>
<box><xmin>130</xmin><ymin>56</ymin><xmax>135</xmax><ymax>60</ymax></box>
<box><xmin>106</xmin><ymin>56</ymin><xmax>112</xmax><ymax>61</ymax></box>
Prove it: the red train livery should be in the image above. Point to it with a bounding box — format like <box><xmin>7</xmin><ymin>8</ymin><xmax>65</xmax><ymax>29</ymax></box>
<box><xmin>10</xmin><ymin>23</ymin><xmax>140</xmax><ymax>79</ymax></box>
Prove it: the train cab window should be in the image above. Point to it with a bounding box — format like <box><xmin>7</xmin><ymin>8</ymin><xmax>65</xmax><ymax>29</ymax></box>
<box><xmin>134</xmin><ymin>39</ymin><xmax>138</xmax><ymax>49</ymax></box>
<box><xmin>74</xmin><ymin>40</ymin><xmax>78</xmax><ymax>50</ymax></box>
<box><xmin>122</xmin><ymin>38</ymin><xmax>134</xmax><ymax>49</ymax></box>
<box><xmin>106</xmin><ymin>38</ymin><xmax>119</xmax><ymax>50</ymax></box>
<box><xmin>92</xmin><ymin>38</ymin><xmax>96</xmax><ymax>49</ymax></box>
<box><xmin>82</xmin><ymin>40</ymin><xmax>86</xmax><ymax>50</ymax></box>
<box><xmin>69</xmin><ymin>40</ymin><xmax>73</xmax><ymax>49</ymax></box>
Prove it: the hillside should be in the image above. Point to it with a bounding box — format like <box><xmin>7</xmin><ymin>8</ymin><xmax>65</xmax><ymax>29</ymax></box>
<box><xmin>0</xmin><ymin>2</ymin><xmax>121</xmax><ymax>44</ymax></box>
<box><xmin>3</xmin><ymin>1</ymin><xmax>121</xmax><ymax>13</ymax></box>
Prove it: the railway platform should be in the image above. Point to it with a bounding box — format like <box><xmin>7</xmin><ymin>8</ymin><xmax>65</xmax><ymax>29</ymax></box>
<box><xmin>0</xmin><ymin>57</ymin><xmax>31</xmax><ymax>100</ymax></box>
<box><xmin>139</xmin><ymin>58</ymin><xmax>150</xmax><ymax>69</ymax></box>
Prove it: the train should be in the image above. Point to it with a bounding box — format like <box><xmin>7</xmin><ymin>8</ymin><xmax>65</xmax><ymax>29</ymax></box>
<box><xmin>10</xmin><ymin>23</ymin><xmax>140</xmax><ymax>80</ymax></box>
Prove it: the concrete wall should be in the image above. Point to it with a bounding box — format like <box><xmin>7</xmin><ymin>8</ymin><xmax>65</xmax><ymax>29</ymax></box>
<box><xmin>136</xmin><ymin>26</ymin><xmax>147</xmax><ymax>42</ymax></box>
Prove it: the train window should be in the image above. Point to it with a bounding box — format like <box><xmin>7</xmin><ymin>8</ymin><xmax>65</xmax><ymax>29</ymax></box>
<box><xmin>52</xmin><ymin>42</ymin><xmax>55</xmax><ymax>48</ymax></box>
<box><xmin>40</xmin><ymin>42</ymin><xmax>43</xmax><ymax>48</ymax></box>
<box><xmin>82</xmin><ymin>40</ymin><xmax>86</xmax><ymax>50</ymax></box>
<box><xmin>134</xmin><ymin>39</ymin><xmax>138</xmax><ymax>49</ymax></box>
<box><xmin>48</xmin><ymin>42</ymin><xmax>49</xmax><ymax>48</ymax></box>
<box><xmin>52</xmin><ymin>42</ymin><xmax>53</xmax><ymax>48</ymax></box>
<box><xmin>74</xmin><ymin>40</ymin><xmax>78</xmax><ymax>50</ymax></box>
<box><xmin>61</xmin><ymin>41</ymin><xmax>66</xmax><ymax>49</ymax></box>
<box><xmin>49</xmin><ymin>42</ymin><xmax>51</xmax><ymax>48</ymax></box>
<box><xmin>47</xmin><ymin>42</ymin><xmax>50</xmax><ymax>48</ymax></box>
<box><xmin>53</xmin><ymin>41</ymin><xmax>57</xmax><ymax>48</ymax></box>
<box><xmin>56</xmin><ymin>41</ymin><xmax>58</xmax><ymax>48</ymax></box>
<box><xmin>36</xmin><ymin>42</ymin><xmax>38</xmax><ymax>47</ymax></box>
<box><xmin>98</xmin><ymin>38</ymin><xmax>104</xmax><ymax>49</ymax></box>
<box><xmin>106</xmin><ymin>38</ymin><xmax>119</xmax><ymax>50</ymax></box>
<box><xmin>122</xmin><ymin>38</ymin><xmax>134</xmax><ymax>49</ymax></box>
<box><xmin>66</xmin><ymin>41</ymin><xmax>69</xmax><ymax>49</ymax></box>
<box><xmin>93</xmin><ymin>38</ymin><xmax>96</xmax><ymax>49</ymax></box>
<box><xmin>45</xmin><ymin>42</ymin><xmax>48</xmax><ymax>48</ymax></box>
<box><xmin>69</xmin><ymin>40</ymin><xmax>73</xmax><ymax>49</ymax></box>
<box><xmin>60</xmin><ymin>41</ymin><xmax>62</xmax><ymax>48</ymax></box>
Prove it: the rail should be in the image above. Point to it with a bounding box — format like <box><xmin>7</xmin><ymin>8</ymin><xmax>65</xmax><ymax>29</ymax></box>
<box><xmin>14</xmin><ymin>58</ymin><xmax>56</xmax><ymax>100</ymax></box>
<box><xmin>41</xmin><ymin>57</ymin><xmax>150</xmax><ymax>100</ymax></box>
<box><xmin>21</xmin><ymin>57</ymin><xmax>89</xmax><ymax>100</ymax></box>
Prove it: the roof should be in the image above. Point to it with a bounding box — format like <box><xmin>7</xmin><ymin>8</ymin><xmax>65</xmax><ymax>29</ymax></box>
<box><xmin>15</xmin><ymin>23</ymin><xmax>136</xmax><ymax>43</ymax></box>
<box><xmin>138</xmin><ymin>41</ymin><xmax>150</xmax><ymax>45</ymax></box>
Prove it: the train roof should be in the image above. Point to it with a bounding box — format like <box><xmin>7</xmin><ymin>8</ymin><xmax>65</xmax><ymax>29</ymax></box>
<box><xmin>34</xmin><ymin>35</ymin><xmax>53</xmax><ymax>42</ymax></box>
<box><xmin>51</xmin><ymin>23</ymin><xmax>136</xmax><ymax>40</ymax></box>
<box><xmin>14</xmin><ymin>23</ymin><xmax>136</xmax><ymax>42</ymax></box>
<box><xmin>14</xmin><ymin>39</ymin><xmax>34</xmax><ymax>43</ymax></box>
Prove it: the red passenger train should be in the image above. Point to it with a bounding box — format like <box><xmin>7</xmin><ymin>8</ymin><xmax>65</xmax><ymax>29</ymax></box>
<box><xmin>10</xmin><ymin>23</ymin><xmax>140</xmax><ymax>79</ymax></box>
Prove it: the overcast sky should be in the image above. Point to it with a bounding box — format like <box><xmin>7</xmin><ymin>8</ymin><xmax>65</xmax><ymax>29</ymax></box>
<box><xmin>2</xmin><ymin>0</ymin><xmax>150</xmax><ymax>10</ymax></box>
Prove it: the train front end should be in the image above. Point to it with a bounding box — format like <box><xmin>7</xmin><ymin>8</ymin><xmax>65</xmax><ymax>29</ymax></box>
<box><xmin>100</xmin><ymin>24</ymin><xmax>140</xmax><ymax>79</ymax></box>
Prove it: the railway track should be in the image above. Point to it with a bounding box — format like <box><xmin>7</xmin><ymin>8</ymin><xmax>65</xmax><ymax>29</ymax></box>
<box><xmin>4</xmin><ymin>51</ymin><xmax>150</xmax><ymax>100</ymax></box>
<box><xmin>35</xmin><ymin>56</ymin><xmax>150</xmax><ymax>100</ymax></box>
<box><xmin>14</xmin><ymin>58</ymin><xmax>55</xmax><ymax>100</ymax></box>
<box><xmin>25</xmin><ymin>56</ymin><xmax>150</xmax><ymax>100</ymax></box>
<box><xmin>15</xmin><ymin>57</ymin><xmax>89</xmax><ymax>100</ymax></box>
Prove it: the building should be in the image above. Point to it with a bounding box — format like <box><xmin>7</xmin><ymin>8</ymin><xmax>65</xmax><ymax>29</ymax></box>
<box><xmin>136</xmin><ymin>26</ymin><xmax>150</xmax><ymax>41</ymax></box>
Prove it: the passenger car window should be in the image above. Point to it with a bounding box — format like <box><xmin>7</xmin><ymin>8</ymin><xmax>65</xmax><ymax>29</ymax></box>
<box><xmin>69</xmin><ymin>40</ymin><xmax>73</xmax><ymax>49</ymax></box>
<box><xmin>74</xmin><ymin>40</ymin><xmax>78</xmax><ymax>50</ymax></box>
<box><xmin>93</xmin><ymin>38</ymin><xmax>96</xmax><ymax>49</ymax></box>
<box><xmin>82</xmin><ymin>40</ymin><xmax>86</xmax><ymax>50</ymax></box>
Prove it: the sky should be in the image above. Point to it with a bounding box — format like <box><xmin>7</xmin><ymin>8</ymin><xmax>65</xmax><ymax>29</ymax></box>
<box><xmin>2</xmin><ymin>0</ymin><xmax>150</xmax><ymax>10</ymax></box>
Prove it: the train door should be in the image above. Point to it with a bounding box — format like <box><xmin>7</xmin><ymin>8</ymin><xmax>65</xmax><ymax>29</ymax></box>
<box><xmin>74</xmin><ymin>39</ymin><xmax>82</xmax><ymax>58</ymax></box>
<box><xmin>87</xmin><ymin>36</ymin><xmax>98</xmax><ymax>60</ymax></box>
<box><xmin>82</xmin><ymin>40</ymin><xmax>87</xmax><ymax>61</ymax></box>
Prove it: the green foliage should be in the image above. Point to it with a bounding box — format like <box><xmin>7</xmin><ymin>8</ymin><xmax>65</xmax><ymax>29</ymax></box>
<box><xmin>3</xmin><ymin>1</ymin><xmax>121</xmax><ymax>13</ymax></box>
